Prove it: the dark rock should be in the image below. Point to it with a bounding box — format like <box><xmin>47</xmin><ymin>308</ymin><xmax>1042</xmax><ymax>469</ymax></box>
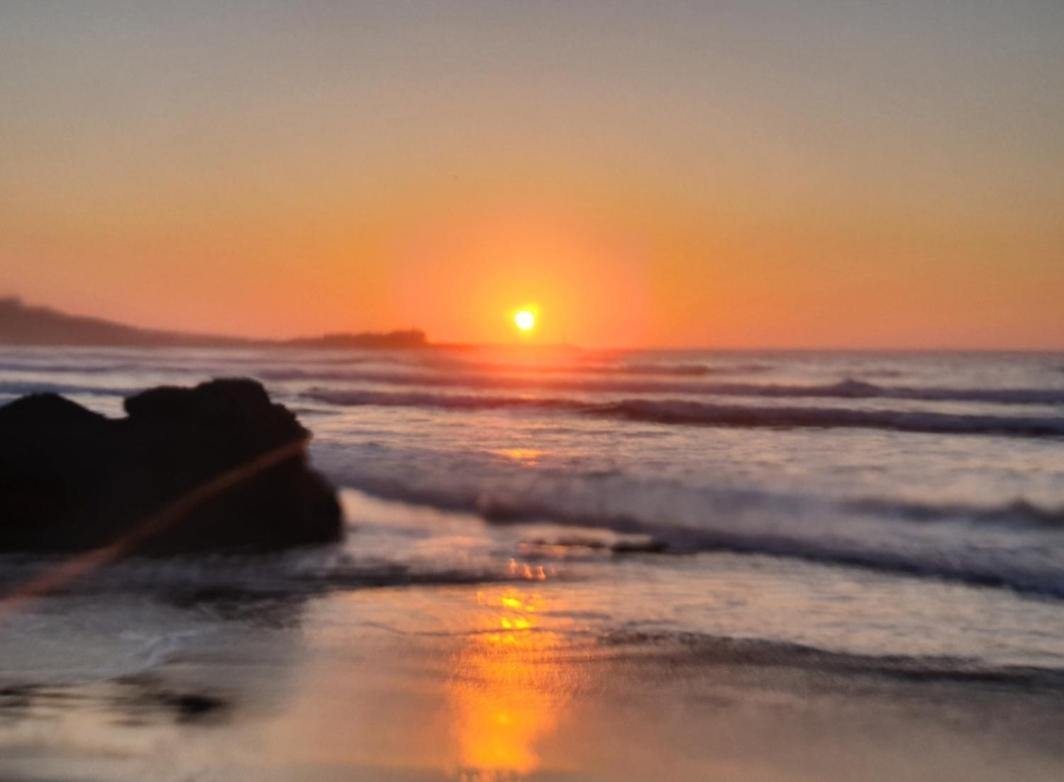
<box><xmin>0</xmin><ymin>378</ymin><xmax>342</xmax><ymax>554</ymax></box>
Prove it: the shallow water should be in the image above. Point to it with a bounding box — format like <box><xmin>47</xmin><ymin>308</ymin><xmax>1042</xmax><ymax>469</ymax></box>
<box><xmin>1</xmin><ymin>346</ymin><xmax>1064</xmax><ymax>779</ymax></box>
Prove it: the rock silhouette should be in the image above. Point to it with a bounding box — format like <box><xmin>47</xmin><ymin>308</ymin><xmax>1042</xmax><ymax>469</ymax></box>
<box><xmin>0</xmin><ymin>379</ymin><xmax>342</xmax><ymax>554</ymax></box>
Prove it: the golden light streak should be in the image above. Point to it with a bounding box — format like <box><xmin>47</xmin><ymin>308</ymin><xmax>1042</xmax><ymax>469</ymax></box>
<box><xmin>448</xmin><ymin>588</ymin><xmax>573</xmax><ymax>781</ymax></box>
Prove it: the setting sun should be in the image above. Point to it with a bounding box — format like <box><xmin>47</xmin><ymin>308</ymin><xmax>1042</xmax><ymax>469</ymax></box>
<box><xmin>513</xmin><ymin>309</ymin><xmax>536</xmax><ymax>333</ymax></box>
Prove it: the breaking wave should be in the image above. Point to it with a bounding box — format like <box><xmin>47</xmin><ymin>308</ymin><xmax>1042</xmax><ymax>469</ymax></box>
<box><xmin>314</xmin><ymin>468</ymin><xmax>1064</xmax><ymax>600</ymax></box>
<box><xmin>266</xmin><ymin>367</ymin><xmax>1064</xmax><ymax>406</ymax></box>
<box><xmin>305</xmin><ymin>388</ymin><xmax>1064</xmax><ymax>437</ymax></box>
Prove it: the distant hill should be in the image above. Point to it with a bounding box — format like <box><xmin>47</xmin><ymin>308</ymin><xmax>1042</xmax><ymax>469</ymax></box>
<box><xmin>0</xmin><ymin>297</ymin><xmax>234</xmax><ymax>347</ymax></box>
<box><xmin>0</xmin><ymin>297</ymin><xmax>427</xmax><ymax>349</ymax></box>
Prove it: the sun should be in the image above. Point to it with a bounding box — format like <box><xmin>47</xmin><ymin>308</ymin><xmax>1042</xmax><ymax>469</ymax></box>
<box><xmin>513</xmin><ymin>309</ymin><xmax>536</xmax><ymax>332</ymax></box>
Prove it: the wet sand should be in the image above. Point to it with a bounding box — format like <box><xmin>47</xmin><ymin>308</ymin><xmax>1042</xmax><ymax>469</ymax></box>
<box><xmin>3</xmin><ymin>578</ymin><xmax>1064</xmax><ymax>782</ymax></box>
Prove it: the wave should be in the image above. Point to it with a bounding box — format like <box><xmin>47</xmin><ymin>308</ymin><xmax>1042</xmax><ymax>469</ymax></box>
<box><xmin>305</xmin><ymin>388</ymin><xmax>1064</xmax><ymax>438</ymax></box>
<box><xmin>595</xmin><ymin>398</ymin><xmax>1064</xmax><ymax>436</ymax></box>
<box><xmin>318</xmin><ymin>474</ymin><xmax>1064</xmax><ymax>599</ymax></box>
<box><xmin>852</xmin><ymin>498</ymin><xmax>1064</xmax><ymax>530</ymax></box>
<box><xmin>0</xmin><ymin>380</ymin><xmax>137</xmax><ymax>398</ymax></box>
<box><xmin>0</xmin><ymin>361</ymin><xmax>145</xmax><ymax>375</ymax></box>
<box><xmin>419</xmin><ymin>359</ymin><xmax>773</xmax><ymax>377</ymax></box>
<box><xmin>0</xmin><ymin>548</ymin><xmax>516</xmax><ymax>601</ymax></box>
<box><xmin>604</xmin><ymin>630</ymin><xmax>1064</xmax><ymax>689</ymax></box>
<box><xmin>619</xmin><ymin>361</ymin><xmax>771</xmax><ymax>376</ymax></box>
<box><xmin>268</xmin><ymin>367</ymin><xmax>1064</xmax><ymax>406</ymax></box>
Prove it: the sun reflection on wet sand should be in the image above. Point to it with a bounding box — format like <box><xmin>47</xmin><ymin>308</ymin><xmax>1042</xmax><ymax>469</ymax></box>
<box><xmin>448</xmin><ymin>586</ymin><xmax>574</xmax><ymax>781</ymax></box>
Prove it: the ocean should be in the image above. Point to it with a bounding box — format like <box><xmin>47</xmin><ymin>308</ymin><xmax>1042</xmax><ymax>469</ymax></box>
<box><xmin>2</xmin><ymin>346</ymin><xmax>1064</xmax><ymax>781</ymax></box>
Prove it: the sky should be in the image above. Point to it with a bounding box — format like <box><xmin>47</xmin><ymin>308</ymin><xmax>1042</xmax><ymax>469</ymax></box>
<box><xmin>1</xmin><ymin>1</ymin><xmax>1062</xmax><ymax>349</ymax></box>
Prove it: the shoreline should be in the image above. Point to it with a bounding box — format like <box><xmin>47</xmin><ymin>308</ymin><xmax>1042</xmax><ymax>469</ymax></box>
<box><xmin>3</xmin><ymin>581</ymin><xmax>1064</xmax><ymax>782</ymax></box>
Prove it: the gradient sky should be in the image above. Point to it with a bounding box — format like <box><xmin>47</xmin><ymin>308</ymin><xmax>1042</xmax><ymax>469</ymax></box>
<box><xmin>2</xmin><ymin>1</ymin><xmax>1062</xmax><ymax>348</ymax></box>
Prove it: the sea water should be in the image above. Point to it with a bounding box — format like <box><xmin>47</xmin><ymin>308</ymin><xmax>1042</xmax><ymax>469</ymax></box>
<box><xmin>1</xmin><ymin>346</ymin><xmax>1064</xmax><ymax>780</ymax></box>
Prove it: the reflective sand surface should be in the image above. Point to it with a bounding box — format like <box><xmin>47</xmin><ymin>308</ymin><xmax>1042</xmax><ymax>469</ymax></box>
<box><xmin>3</xmin><ymin>494</ymin><xmax>1064</xmax><ymax>782</ymax></box>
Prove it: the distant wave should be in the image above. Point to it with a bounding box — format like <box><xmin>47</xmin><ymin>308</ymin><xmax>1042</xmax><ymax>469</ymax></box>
<box><xmin>605</xmin><ymin>630</ymin><xmax>1064</xmax><ymax>688</ymax></box>
<box><xmin>269</xmin><ymin>367</ymin><xmax>1064</xmax><ymax>406</ymax></box>
<box><xmin>420</xmin><ymin>359</ymin><xmax>773</xmax><ymax>377</ymax></box>
<box><xmin>307</xmin><ymin>388</ymin><xmax>553</xmax><ymax>411</ymax></box>
<box><xmin>0</xmin><ymin>361</ymin><xmax>144</xmax><ymax>374</ymax></box>
<box><xmin>0</xmin><ymin>380</ymin><xmax>135</xmax><ymax>398</ymax></box>
<box><xmin>327</xmin><ymin>475</ymin><xmax>1064</xmax><ymax>599</ymax></box>
<box><xmin>0</xmin><ymin>354</ymin><xmax>699</xmax><ymax>378</ymax></box>
<box><xmin>594</xmin><ymin>398</ymin><xmax>1064</xmax><ymax>436</ymax></box>
<box><xmin>619</xmin><ymin>361</ymin><xmax>772</xmax><ymax>376</ymax></box>
<box><xmin>305</xmin><ymin>388</ymin><xmax>1064</xmax><ymax>438</ymax></box>
<box><xmin>852</xmin><ymin>498</ymin><xmax>1064</xmax><ymax>530</ymax></box>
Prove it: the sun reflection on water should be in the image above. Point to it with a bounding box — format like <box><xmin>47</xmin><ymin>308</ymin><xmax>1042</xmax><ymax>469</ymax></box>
<box><xmin>491</xmin><ymin>448</ymin><xmax>545</xmax><ymax>466</ymax></box>
<box><xmin>448</xmin><ymin>586</ymin><xmax>573</xmax><ymax>781</ymax></box>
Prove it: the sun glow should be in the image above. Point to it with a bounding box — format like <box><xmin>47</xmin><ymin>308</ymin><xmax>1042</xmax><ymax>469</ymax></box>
<box><xmin>513</xmin><ymin>309</ymin><xmax>536</xmax><ymax>333</ymax></box>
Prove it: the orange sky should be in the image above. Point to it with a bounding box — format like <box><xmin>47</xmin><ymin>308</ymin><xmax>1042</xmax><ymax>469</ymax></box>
<box><xmin>2</xmin><ymin>2</ymin><xmax>1062</xmax><ymax>349</ymax></box>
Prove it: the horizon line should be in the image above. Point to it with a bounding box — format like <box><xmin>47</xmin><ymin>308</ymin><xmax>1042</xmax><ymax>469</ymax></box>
<box><xmin>3</xmin><ymin>296</ymin><xmax>1062</xmax><ymax>354</ymax></box>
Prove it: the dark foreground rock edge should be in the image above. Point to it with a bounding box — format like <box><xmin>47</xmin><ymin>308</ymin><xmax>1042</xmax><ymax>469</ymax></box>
<box><xmin>0</xmin><ymin>378</ymin><xmax>342</xmax><ymax>554</ymax></box>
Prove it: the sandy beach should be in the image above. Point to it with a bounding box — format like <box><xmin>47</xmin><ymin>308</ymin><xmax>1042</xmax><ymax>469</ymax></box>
<box><xmin>4</xmin><ymin>488</ymin><xmax>1064</xmax><ymax>782</ymax></box>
